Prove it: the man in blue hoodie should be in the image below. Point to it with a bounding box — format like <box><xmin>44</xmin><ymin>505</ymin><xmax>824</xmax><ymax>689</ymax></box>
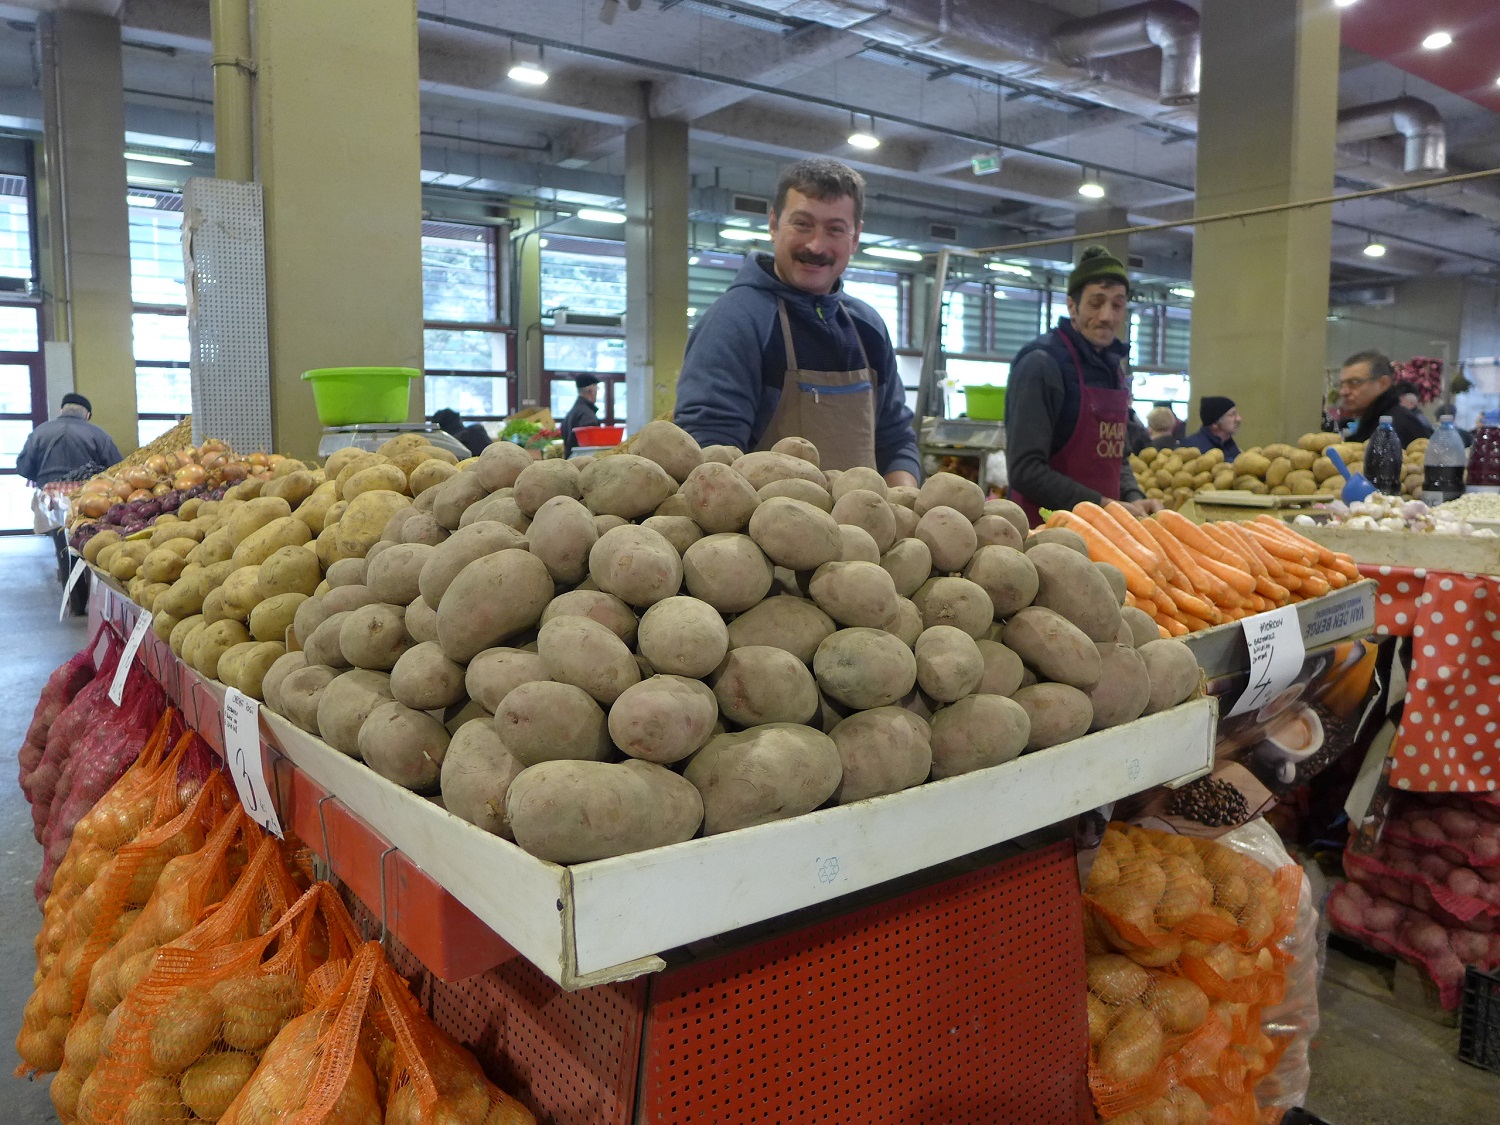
<box><xmin>673</xmin><ymin>159</ymin><xmax>920</xmax><ymax>485</ymax></box>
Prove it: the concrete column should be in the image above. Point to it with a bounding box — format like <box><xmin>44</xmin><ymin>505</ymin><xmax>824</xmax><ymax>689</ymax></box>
<box><xmin>1189</xmin><ymin>0</ymin><xmax>1340</xmax><ymax>447</ymax></box>
<box><xmin>510</xmin><ymin>207</ymin><xmax>544</xmax><ymax>410</ymax></box>
<box><xmin>38</xmin><ymin>11</ymin><xmax>136</xmax><ymax>453</ymax></box>
<box><xmin>624</xmin><ymin>115</ymin><xmax>690</xmax><ymax>428</ymax></box>
<box><xmin>255</xmin><ymin>0</ymin><xmax>423</xmax><ymax>459</ymax></box>
<box><xmin>1074</xmin><ymin>206</ymin><xmax>1130</xmax><ymax>264</ymax></box>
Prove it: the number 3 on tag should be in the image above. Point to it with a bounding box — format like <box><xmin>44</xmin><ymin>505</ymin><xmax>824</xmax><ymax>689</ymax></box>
<box><xmin>223</xmin><ymin>688</ymin><xmax>283</xmax><ymax>837</ymax></box>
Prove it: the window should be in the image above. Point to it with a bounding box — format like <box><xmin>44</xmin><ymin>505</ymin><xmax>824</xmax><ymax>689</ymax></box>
<box><xmin>0</xmin><ymin>176</ymin><xmax>30</xmax><ymax>282</ymax></box>
<box><xmin>421</xmin><ymin>221</ymin><xmax>512</xmax><ymax>420</ymax></box>
<box><xmin>128</xmin><ymin>190</ymin><xmax>190</xmax><ymax>436</ymax></box>
<box><xmin>128</xmin><ymin>193</ymin><xmax>187</xmax><ymax>306</ymax></box>
<box><xmin>541</xmin><ymin>237</ymin><xmax>626</xmax><ymax>318</ymax></box>
<box><xmin>1162</xmin><ymin>307</ymin><xmax>1191</xmax><ymax>371</ymax></box>
<box><xmin>423</xmin><ymin>222</ymin><xmax>496</xmax><ymax>324</ymax></box>
<box><xmin>543</xmin><ymin>334</ymin><xmax>626</xmax><ymax>374</ymax></box>
<box><xmin>941</xmin><ymin>285</ymin><xmax>986</xmax><ymax>354</ymax></box>
<box><xmin>842</xmin><ymin>267</ymin><xmax>904</xmax><ymax>347</ymax></box>
<box><xmin>545</xmin><ymin>374</ymin><xmax>624</xmax><ymax>427</ymax></box>
<box><xmin>992</xmin><ymin>286</ymin><xmax>1043</xmax><ymax>357</ymax></box>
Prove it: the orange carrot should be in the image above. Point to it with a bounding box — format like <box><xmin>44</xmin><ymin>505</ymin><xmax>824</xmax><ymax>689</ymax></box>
<box><xmin>1142</xmin><ymin>519</ymin><xmax>1226</xmax><ymax>600</ymax></box>
<box><xmin>1154</xmin><ymin>509</ymin><xmax>1244</xmax><ymax>568</ymax></box>
<box><xmin>1159</xmin><ymin>615</ymin><xmax>1189</xmax><ymax>637</ymax></box>
<box><xmin>1124</xmin><ymin>591</ymin><xmax>1138</xmax><ymax>610</ymax></box>
<box><xmin>1279</xmin><ymin>561</ymin><xmax>1331</xmax><ymax>597</ymax></box>
<box><xmin>1231</xmin><ymin>523</ymin><xmax>1289</xmax><ymax>581</ymax></box>
<box><xmin>1075</xmin><ymin>502</ymin><xmax>1162</xmax><ymax>574</ymax></box>
<box><xmin>1176</xmin><ymin>611</ymin><xmax>1213</xmax><ymax>633</ymax></box>
<box><xmin>1255</xmin><ymin>574</ymin><xmax>1292</xmax><ymax>602</ymax></box>
<box><xmin>1253</xmin><ymin>517</ymin><xmax>1351</xmax><ymax>571</ymax></box>
<box><xmin>1193</xmin><ymin>552</ymin><xmax>1257</xmax><ymax>597</ymax></box>
<box><xmin>1318</xmin><ymin>566</ymin><xmax>1349</xmax><ymax>589</ymax></box>
<box><xmin>1165</xmin><ymin>583</ymin><xmax>1218</xmax><ymax>622</ymax></box>
<box><xmin>1103</xmin><ymin>502</ymin><xmax>1176</xmax><ymax>578</ymax></box>
<box><xmin>1242</xmin><ymin>522</ymin><xmax>1315</xmax><ymax>564</ymax></box>
<box><xmin>1052</xmin><ymin>511</ymin><xmax>1157</xmax><ymax>600</ymax></box>
<box><xmin>1152</xmin><ymin>590</ymin><xmax>1179</xmax><ymax>618</ymax></box>
<box><xmin>1202</xmin><ymin>522</ymin><xmax>1261</xmax><ymax>575</ymax></box>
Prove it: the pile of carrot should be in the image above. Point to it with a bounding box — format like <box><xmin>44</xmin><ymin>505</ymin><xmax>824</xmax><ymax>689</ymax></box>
<box><xmin>1045</xmin><ymin>502</ymin><xmax>1360</xmax><ymax>637</ymax></box>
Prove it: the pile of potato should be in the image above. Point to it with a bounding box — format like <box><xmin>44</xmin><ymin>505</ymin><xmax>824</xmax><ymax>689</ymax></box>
<box><xmin>153</xmin><ymin>424</ymin><xmax>1204</xmax><ymax>866</ymax></box>
<box><xmin>1131</xmin><ymin>432</ymin><xmax>1352</xmax><ymax>508</ymax></box>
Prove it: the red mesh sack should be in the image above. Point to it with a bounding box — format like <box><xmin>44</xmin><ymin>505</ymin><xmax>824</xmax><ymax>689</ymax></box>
<box><xmin>25</xmin><ymin>631</ymin><xmax>124</xmax><ymax>835</ymax></box>
<box><xmin>1383</xmin><ymin>796</ymin><xmax>1500</xmax><ymax>869</ymax></box>
<box><xmin>17</xmin><ymin>648</ymin><xmax>96</xmax><ymax>794</ymax></box>
<box><xmin>76</xmin><ymin>836</ymin><xmax>314</xmax><ymax>1125</ymax></box>
<box><xmin>37</xmin><ymin>653</ymin><xmax>169</xmax><ymax>902</ymax></box>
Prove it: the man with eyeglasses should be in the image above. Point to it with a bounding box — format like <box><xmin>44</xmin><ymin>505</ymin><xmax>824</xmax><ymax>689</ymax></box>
<box><xmin>674</xmin><ymin>158</ymin><xmax>920</xmax><ymax>485</ymax></box>
<box><xmin>1337</xmin><ymin>351</ymin><xmax>1430</xmax><ymax>447</ymax></box>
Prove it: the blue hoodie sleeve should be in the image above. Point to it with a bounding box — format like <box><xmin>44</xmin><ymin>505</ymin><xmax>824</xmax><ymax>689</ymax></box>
<box><xmin>672</xmin><ymin>291</ymin><xmax>771</xmax><ymax>453</ymax></box>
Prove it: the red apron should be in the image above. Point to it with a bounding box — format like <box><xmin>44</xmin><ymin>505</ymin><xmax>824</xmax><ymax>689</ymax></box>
<box><xmin>1012</xmin><ymin>330</ymin><xmax>1131</xmax><ymax>527</ymax></box>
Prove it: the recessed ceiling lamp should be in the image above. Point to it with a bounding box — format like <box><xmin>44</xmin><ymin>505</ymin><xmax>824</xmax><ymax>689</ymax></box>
<box><xmin>985</xmin><ymin>261</ymin><xmax>1032</xmax><ymax>278</ymax></box>
<box><xmin>577</xmin><ymin>208</ymin><xmax>625</xmax><ymax>224</ymax></box>
<box><xmin>864</xmin><ymin>246</ymin><xmax>924</xmax><ymax>262</ymax></box>
<box><xmin>508</xmin><ymin>42</ymin><xmax>549</xmax><ymax>85</ymax></box>
<box><xmin>1421</xmin><ymin>30</ymin><xmax>1453</xmax><ymax>50</ymax></box>
<box><xmin>127</xmin><ymin>195</ymin><xmax>159</xmax><ymax>208</ymax></box>
<box><xmin>1334</xmin><ymin>0</ymin><xmax>1359</xmax><ymax>8</ymax></box>
<box><xmin>847</xmin><ymin>112</ymin><xmax>880</xmax><ymax>150</ymax></box>
<box><xmin>1169</xmin><ymin>286</ymin><xmax>1195</xmax><ymax>298</ymax></box>
<box><xmin>1078</xmin><ymin>170</ymin><xmax>1106</xmax><ymax>199</ymax></box>
<box><xmin>1362</xmin><ymin>237</ymin><xmax>1387</xmax><ymax>258</ymax></box>
<box><xmin>125</xmin><ymin>151</ymin><xmax>191</xmax><ymax>166</ymax></box>
<box><xmin>719</xmin><ymin>228</ymin><xmax>769</xmax><ymax>242</ymax></box>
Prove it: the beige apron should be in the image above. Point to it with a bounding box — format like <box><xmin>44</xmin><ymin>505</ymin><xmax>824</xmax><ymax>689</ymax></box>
<box><xmin>754</xmin><ymin>298</ymin><xmax>879</xmax><ymax>472</ymax></box>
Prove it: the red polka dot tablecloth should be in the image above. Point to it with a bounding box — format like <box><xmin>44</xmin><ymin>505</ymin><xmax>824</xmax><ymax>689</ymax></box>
<box><xmin>1359</xmin><ymin>564</ymin><xmax>1500</xmax><ymax>792</ymax></box>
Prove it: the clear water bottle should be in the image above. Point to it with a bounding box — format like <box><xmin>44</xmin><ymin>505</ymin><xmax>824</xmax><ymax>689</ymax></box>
<box><xmin>1365</xmin><ymin>415</ymin><xmax>1404</xmax><ymax>496</ymax></box>
<box><xmin>1420</xmin><ymin>415</ymin><xmax>1466</xmax><ymax>505</ymax></box>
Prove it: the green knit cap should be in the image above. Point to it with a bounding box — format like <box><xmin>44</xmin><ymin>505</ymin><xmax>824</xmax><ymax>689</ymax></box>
<box><xmin>1068</xmin><ymin>245</ymin><xmax>1130</xmax><ymax>299</ymax></box>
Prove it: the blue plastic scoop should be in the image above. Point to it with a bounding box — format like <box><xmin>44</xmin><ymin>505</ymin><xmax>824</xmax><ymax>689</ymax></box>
<box><xmin>1326</xmin><ymin>447</ymin><xmax>1375</xmax><ymax>504</ymax></box>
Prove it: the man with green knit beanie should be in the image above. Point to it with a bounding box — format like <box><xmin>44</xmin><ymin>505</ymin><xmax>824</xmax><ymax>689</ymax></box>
<box><xmin>1004</xmin><ymin>245</ymin><xmax>1158</xmax><ymax>525</ymax></box>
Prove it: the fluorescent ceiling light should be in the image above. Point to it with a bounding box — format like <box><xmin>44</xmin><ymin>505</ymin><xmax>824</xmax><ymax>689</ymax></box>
<box><xmin>127</xmin><ymin>195</ymin><xmax>159</xmax><ymax>208</ymax></box>
<box><xmin>577</xmin><ymin>209</ymin><xmax>625</xmax><ymax>224</ymax></box>
<box><xmin>507</xmin><ymin>62</ymin><xmax>549</xmax><ymax>85</ymax></box>
<box><xmin>985</xmin><ymin>262</ymin><xmax>1032</xmax><ymax>277</ymax></box>
<box><xmin>1363</xmin><ymin>240</ymin><xmax>1387</xmax><ymax>258</ymax></box>
<box><xmin>1421</xmin><ymin>30</ymin><xmax>1452</xmax><ymax>50</ymax></box>
<box><xmin>1334</xmin><ymin>0</ymin><xmax>1358</xmax><ymax>8</ymax></box>
<box><xmin>687</xmin><ymin>307</ymin><xmax>698</xmax><ymax>317</ymax></box>
<box><xmin>688</xmin><ymin>255</ymin><xmax>699</xmax><ymax>265</ymax></box>
<box><xmin>1169</xmin><ymin>286</ymin><xmax>1194</xmax><ymax>298</ymax></box>
<box><xmin>1078</xmin><ymin>178</ymin><xmax>1106</xmax><ymax>200</ymax></box>
<box><xmin>719</xmin><ymin>228</ymin><xmax>768</xmax><ymax>242</ymax></box>
<box><xmin>864</xmin><ymin>246</ymin><xmax>923</xmax><ymax>262</ymax></box>
<box><xmin>126</xmin><ymin>152</ymin><xmax>191</xmax><ymax>166</ymax></box>
<box><xmin>847</xmin><ymin>130</ymin><xmax>880</xmax><ymax>150</ymax></box>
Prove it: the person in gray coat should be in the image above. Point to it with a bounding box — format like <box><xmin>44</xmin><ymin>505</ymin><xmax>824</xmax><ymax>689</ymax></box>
<box><xmin>18</xmin><ymin>394</ymin><xmax>122</xmax><ymax>485</ymax></box>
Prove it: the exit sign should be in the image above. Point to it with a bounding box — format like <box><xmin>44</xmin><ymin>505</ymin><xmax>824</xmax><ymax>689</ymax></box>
<box><xmin>971</xmin><ymin>153</ymin><xmax>1001</xmax><ymax>176</ymax></box>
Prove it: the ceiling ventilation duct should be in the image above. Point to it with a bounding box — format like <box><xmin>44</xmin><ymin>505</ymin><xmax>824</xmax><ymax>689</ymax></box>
<box><xmin>1336</xmin><ymin>97</ymin><xmax>1446</xmax><ymax>175</ymax></box>
<box><xmin>1052</xmin><ymin>1</ymin><xmax>1201</xmax><ymax>106</ymax></box>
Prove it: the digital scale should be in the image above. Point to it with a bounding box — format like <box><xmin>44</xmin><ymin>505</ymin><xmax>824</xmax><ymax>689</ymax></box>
<box><xmin>317</xmin><ymin>422</ymin><xmax>472</xmax><ymax>461</ymax></box>
<box><xmin>918</xmin><ymin>417</ymin><xmax>1007</xmax><ymax>493</ymax></box>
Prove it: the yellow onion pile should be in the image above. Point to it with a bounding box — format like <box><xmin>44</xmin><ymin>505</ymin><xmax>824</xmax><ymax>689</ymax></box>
<box><xmin>73</xmin><ymin>443</ymin><xmax>290</xmax><ymax>521</ymax></box>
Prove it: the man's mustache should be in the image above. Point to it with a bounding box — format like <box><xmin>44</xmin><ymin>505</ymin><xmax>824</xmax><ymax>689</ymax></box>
<box><xmin>794</xmin><ymin>252</ymin><xmax>836</xmax><ymax>267</ymax></box>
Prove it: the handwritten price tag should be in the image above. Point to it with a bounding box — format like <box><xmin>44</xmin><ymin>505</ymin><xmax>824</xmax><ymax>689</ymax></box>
<box><xmin>223</xmin><ymin>688</ymin><xmax>284</xmax><ymax>837</ymax></box>
<box><xmin>108</xmin><ymin>610</ymin><xmax>153</xmax><ymax>706</ymax></box>
<box><xmin>59</xmin><ymin>558</ymin><xmax>87</xmax><ymax>621</ymax></box>
<box><xmin>1227</xmin><ymin>606</ymin><xmax>1305</xmax><ymax>718</ymax></box>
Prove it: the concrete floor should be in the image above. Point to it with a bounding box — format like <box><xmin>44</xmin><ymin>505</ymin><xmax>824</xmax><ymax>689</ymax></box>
<box><xmin>1</xmin><ymin>536</ymin><xmax>1499</xmax><ymax>1123</ymax></box>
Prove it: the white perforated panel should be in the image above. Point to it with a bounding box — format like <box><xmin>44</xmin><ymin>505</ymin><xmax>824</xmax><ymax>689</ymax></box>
<box><xmin>183</xmin><ymin>177</ymin><xmax>273</xmax><ymax>452</ymax></box>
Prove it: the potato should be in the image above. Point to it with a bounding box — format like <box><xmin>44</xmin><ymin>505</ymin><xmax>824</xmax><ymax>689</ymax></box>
<box><xmin>418</xmin><ymin>521</ymin><xmax>528</xmax><ymax>610</ymax></box>
<box><xmin>654</xmin><ymin>492</ymin><xmax>693</xmax><ymax>518</ymax></box>
<box><xmin>711</xmin><ymin>645</ymin><xmax>819</xmax><ymax>726</ymax></box>
<box><xmin>275</xmin><ymin>666</ymin><xmax>337</xmax><ymax>736</ymax></box>
<box><xmin>147</xmin><ymin>988</ymin><xmax>222</xmax><ymax>1074</ymax></box>
<box><xmin>733</xmin><ymin>450</ymin><xmax>825</xmax><ymax>491</ymax></box>
<box><xmin>1139</xmin><ymin>639</ymin><xmax>1199</xmax><ymax>713</ymax></box>
<box><xmin>929</xmin><ymin>693</ymin><xmax>1031</xmax><ymax>779</ymax></box>
<box><xmin>540</xmin><ymin>589</ymin><xmax>638</xmax><ymax>646</ymax></box>
<box><xmin>429</xmin><ymin>471</ymin><xmax>489</xmax><ymax>530</ymax></box>
<box><xmin>407</xmin><ymin>459</ymin><xmax>458</xmax><ymax>498</ymax></box>
<box><xmin>808</xmin><ymin>560</ymin><xmax>898</xmax><ymax>627</ymax></box>
<box><xmin>580</xmin><ymin>454</ymin><xmax>677</xmax><ymax>519</ymax></box>
<box><xmin>757</xmin><ymin>477</ymin><xmax>831</xmax><ymax>511</ymax></box>
<box><xmin>169</xmin><ymin>614</ymin><xmax>205</xmax><ymax>658</ymax></box>
<box><xmin>440</xmin><ymin>720</ymin><xmax>525</xmax><ymax>837</ymax></box>
<box><xmin>814</xmin><ymin>628</ymin><xmax>917</xmax><ymax>709</ymax></box>
<box><xmin>459</xmin><ymin>649</ymin><xmax>545</xmax><ymax>714</ymax></box>
<box><xmin>227</xmin><ymin>496</ymin><xmax>292</xmax><ymax>548</ymax></box>
<box><xmin>190</xmin><ymin>619</ymin><xmax>251</xmax><ymax>680</ymax></box>
<box><xmin>967</xmin><ymin>514</ymin><xmax>1018</xmax><ymax>551</ymax></box>
<box><xmin>249</xmin><ymin>592</ymin><xmax>306</xmax><ymax>643</ymax></box>
<box><xmin>1094</xmin><ymin>562</ymin><xmax>1128</xmax><ymax>608</ymax></box>
<box><xmin>396</xmin><ymin>511</ymin><xmax>448</xmax><ymax>546</ymax></box>
<box><xmin>507</xmin><ymin>759</ymin><xmax>703</xmax><ymax>862</ymax></box>
<box><xmin>291</xmin><ymin>593</ymin><xmax>331</xmax><ymax>646</ymax></box>
<box><xmin>537</xmin><ymin>615</ymin><xmax>640</xmax><ymax>704</ymax></box>
<box><xmin>675</xmin><ymin>462</ymin><xmax>757</xmax><ymax>534</ymax></box>
<box><xmin>1088</xmin><ymin>644</ymin><xmax>1152</xmax><ymax>729</ymax></box>
<box><xmin>336</xmin><ymin>490</ymin><xmax>411</xmax><ymax>558</ymax></box>
<box><xmin>983</xmin><ymin>497</ymin><xmax>1030</xmax><ymax>540</ymax></box>
<box><xmin>140</xmin><ymin>545</ymin><xmax>190</xmax><ymax>584</ymax></box>
<box><xmin>436</xmin><ymin>550</ymin><xmax>553</xmax><ymax>662</ymax></box>
<box><xmin>291</xmin><ymin>480</ymin><xmax>340</xmax><ymax>536</ymax></box>
<box><xmin>1013</xmin><ymin>683</ymin><xmax>1093</xmax><ymax>750</ymax></box>
<box><xmin>831</xmin><ymin>489</ymin><xmax>897</xmax><ymax>554</ymax></box>
<box><xmin>609</xmin><ymin>675</ymin><xmax>719</xmax><ymax>764</ymax></box>
<box><xmin>381</xmin><ymin>642</ymin><xmax>463</xmax><ymax>711</ymax></box>
<box><xmin>216</xmin><ymin>641</ymin><xmax>263</xmax><ymax>692</ymax></box>
<box><xmin>770</xmin><ymin>434</ymin><xmax>819</xmax><ymax>466</ymax></box>
<box><xmin>727</xmin><ymin>595</ymin><xmax>835</xmax><ymax>664</ymax></box>
<box><xmin>1023</xmin><ymin>527</ymin><xmax>1089</xmax><ymax>556</ymax></box>
<box><xmin>975</xmin><ymin>638</ymin><xmax>1024</xmax><ymax>696</ymax></box>
<box><xmin>915</xmin><ymin>505</ymin><xmax>978</xmax><ymax>572</ymax></box>
<box><xmin>914</xmin><ymin>626</ymin><xmax>983</xmax><ymax>702</ymax></box>
<box><xmin>879</xmin><ymin>538</ymin><xmax>933</xmax><ymax>598</ymax></box>
<box><xmin>685</xmin><ymin>724</ymin><xmax>840</xmax><ymax>834</ymax></box>
<box><xmin>261</xmin><ymin>651</ymin><xmax>308</xmax><ymax>713</ymax></box>
<box><xmin>572</xmin><ymin>527</ymin><xmax>676</xmax><ymax>613</ymax></box>
<box><xmin>884</xmin><ymin>596</ymin><xmax>922</xmax><ymax>647</ymax></box>
<box><xmin>912</xmin><ymin>576</ymin><xmax>992</xmax><ymax>638</ymax></box>
<box><xmin>514</xmin><ymin>459</ymin><xmax>582</xmax><ymax>517</ymax></box>
<box><xmin>636</xmin><ymin>596</ymin><xmax>728</xmax><ymax>678</ymax></box>
<box><xmin>1002</xmin><ymin>607</ymin><xmax>1101</xmax><ymax>690</ymax></box>
<box><xmin>639</xmin><ymin>515</ymin><xmax>703</xmax><ymax>555</ymax></box>
<box><xmin>1028</xmin><ymin>542</ymin><xmax>1122</xmax><ymax>643</ymax></box>
<box><xmin>338</xmin><ymin>603</ymin><xmax>412</xmax><ymax>670</ymax></box>
<box><xmin>527</xmin><ymin>495</ymin><xmax>598</xmax><ymax>585</ymax></box>
<box><xmin>829</xmin><ymin>466</ymin><xmax>886</xmax><ymax>501</ymax></box>
<box><xmin>912</xmin><ymin>474</ymin><xmax>982</xmax><ymax>522</ymax></box>
<box><xmin>1119</xmin><ymin>606</ymin><xmax>1160</xmax><ymax>647</ymax></box>
<box><xmin>628</xmin><ymin>420</ymin><xmax>706</xmax><ymax>482</ymax></box>
<box><xmin>322</xmin><ymin>557</ymin><xmax>363</xmax><ymax>589</ymax></box>
<box><xmin>315</xmin><ymin>669</ymin><xmax>394</xmax><ymax>756</ymax></box>
<box><xmin>747</xmin><ymin>496</ymin><xmax>842</xmax><ymax>571</ymax></box>
<box><xmin>682</xmin><ymin>533</ymin><xmax>773</xmax><ymax>613</ymax></box>
<box><xmin>829</xmin><ymin>708</ymin><xmax>931</xmax><ymax>803</ymax></box>
<box><xmin>364</xmin><ymin>543</ymin><xmax>433</xmax><ymax>606</ymax></box>
<box><xmin>475</xmin><ymin>441</ymin><xmax>532</xmax><ymax>491</ymax></box>
<box><xmin>961</xmin><ymin>545</ymin><xmax>1037</xmax><ymax>620</ymax></box>
<box><xmin>461</xmin><ymin>493</ymin><xmax>530</xmax><ymax>533</ymax></box>
<box><xmin>343</xmin><ymin>463</ymin><xmax>409</xmax><ymax>502</ymax></box>
<box><xmin>303</xmin><ymin>611</ymin><xmax>352</xmax><ymax>669</ymax></box>
<box><xmin>251</xmin><ymin>545</ymin><xmax>317</xmax><ymax>601</ymax></box>
<box><xmin>358</xmin><ymin>702</ymin><xmax>449</xmax><ymax>791</ymax></box>
<box><xmin>839</xmin><ymin>524</ymin><xmax>881</xmax><ymax>563</ymax></box>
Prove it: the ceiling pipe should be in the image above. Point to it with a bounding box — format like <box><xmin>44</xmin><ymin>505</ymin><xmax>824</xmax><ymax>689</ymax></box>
<box><xmin>1337</xmin><ymin>97</ymin><xmax>1446</xmax><ymax>175</ymax></box>
<box><xmin>1052</xmin><ymin>1</ymin><xmax>1200</xmax><ymax>106</ymax></box>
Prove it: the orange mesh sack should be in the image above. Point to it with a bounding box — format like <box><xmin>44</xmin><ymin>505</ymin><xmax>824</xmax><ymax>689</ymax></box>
<box><xmin>52</xmin><ymin>803</ymin><xmax>261</xmax><ymax>1121</ymax></box>
<box><xmin>83</xmin><ymin>870</ymin><xmax>359</xmax><ymax>1125</ymax></box>
<box><xmin>17</xmin><ymin>723</ymin><xmax>202</xmax><ymax>1077</ymax></box>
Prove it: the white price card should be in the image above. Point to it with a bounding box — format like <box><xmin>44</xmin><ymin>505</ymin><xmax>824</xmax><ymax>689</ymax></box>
<box><xmin>59</xmin><ymin>557</ymin><xmax>87</xmax><ymax>621</ymax></box>
<box><xmin>223</xmin><ymin>688</ymin><xmax>284</xmax><ymax>837</ymax></box>
<box><xmin>1227</xmin><ymin>605</ymin><xmax>1306</xmax><ymax>718</ymax></box>
<box><xmin>108</xmin><ymin>610</ymin><xmax>153</xmax><ymax>706</ymax></box>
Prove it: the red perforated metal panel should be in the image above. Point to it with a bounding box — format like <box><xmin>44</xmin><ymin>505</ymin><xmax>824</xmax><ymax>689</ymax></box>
<box><xmin>637</xmin><ymin>840</ymin><xmax>1091</xmax><ymax>1125</ymax></box>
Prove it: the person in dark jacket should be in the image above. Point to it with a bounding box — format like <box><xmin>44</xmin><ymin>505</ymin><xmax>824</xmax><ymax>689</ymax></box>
<box><xmin>1393</xmin><ymin>381</ymin><xmax>1434</xmax><ymax>437</ymax></box>
<box><xmin>430</xmin><ymin>408</ymin><xmax>491</xmax><ymax>459</ymax></box>
<box><xmin>1184</xmin><ymin>396</ymin><xmax>1243</xmax><ymax>461</ymax></box>
<box><xmin>17</xmin><ymin>394</ymin><xmax>122</xmax><ymax>485</ymax></box>
<box><xmin>561</xmin><ymin>376</ymin><xmax>601</xmax><ymax>457</ymax></box>
<box><xmin>1145</xmin><ymin>405</ymin><xmax>1180</xmax><ymax>451</ymax></box>
<box><xmin>1338</xmin><ymin>352</ymin><xmax>1431</xmax><ymax>447</ymax></box>
<box><xmin>1003</xmin><ymin>246</ymin><xmax>1156</xmax><ymax>525</ymax></box>
<box><xmin>673</xmin><ymin>158</ymin><xmax>919</xmax><ymax>484</ymax></box>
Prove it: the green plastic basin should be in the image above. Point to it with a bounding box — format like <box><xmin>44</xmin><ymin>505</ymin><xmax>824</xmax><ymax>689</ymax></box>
<box><xmin>302</xmin><ymin>367</ymin><xmax>418</xmax><ymax>426</ymax></box>
<box><xmin>964</xmin><ymin>384</ymin><xmax>1006</xmax><ymax>420</ymax></box>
